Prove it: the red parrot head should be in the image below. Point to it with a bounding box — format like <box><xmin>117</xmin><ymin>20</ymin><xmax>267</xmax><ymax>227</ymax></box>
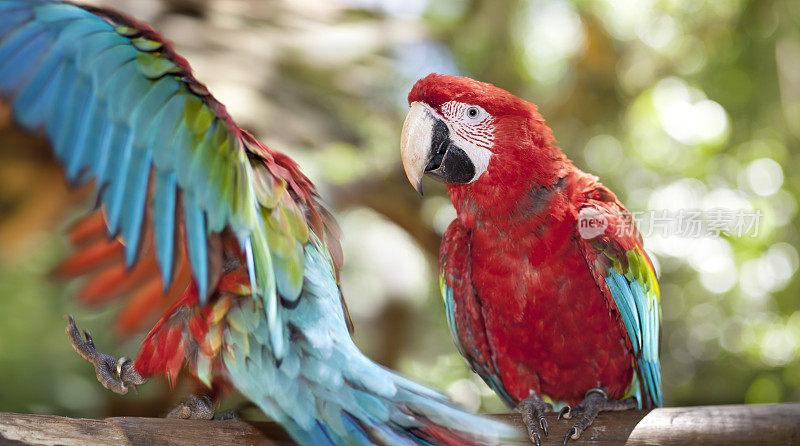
<box><xmin>400</xmin><ymin>74</ymin><xmax>565</xmax><ymax>215</ymax></box>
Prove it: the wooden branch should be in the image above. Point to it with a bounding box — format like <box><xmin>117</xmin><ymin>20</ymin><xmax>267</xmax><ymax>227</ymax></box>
<box><xmin>495</xmin><ymin>403</ymin><xmax>800</xmax><ymax>445</ymax></box>
<box><xmin>0</xmin><ymin>413</ymin><xmax>294</xmax><ymax>446</ymax></box>
<box><xmin>1</xmin><ymin>404</ymin><xmax>798</xmax><ymax>445</ymax></box>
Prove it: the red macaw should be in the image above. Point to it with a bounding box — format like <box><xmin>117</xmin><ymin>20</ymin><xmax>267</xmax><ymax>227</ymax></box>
<box><xmin>0</xmin><ymin>2</ymin><xmax>517</xmax><ymax>445</ymax></box>
<box><xmin>400</xmin><ymin>74</ymin><xmax>662</xmax><ymax>445</ymax></box>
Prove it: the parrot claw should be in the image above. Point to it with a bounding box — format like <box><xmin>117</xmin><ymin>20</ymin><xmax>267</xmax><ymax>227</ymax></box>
<box><xmin>514</xmin><ymin>395</ymin><xmax>552</xmax><ymax>446</ymax></box>
<box><xmin>167</xmin><ymin>395</ymin><xmax>215</xmax><ymax>420</ymax></box>
<box><xmin>65</xmin><ymin>314</ymin><xmax>146</xmax><ymax>395</ymax></box>
<box><xmin>561</xmin><ymin>387</ymin><xmax>637</xmax><ymax>445</ymax></box>
<box><xmin>563</xmin><ymin>427</ymin><xmax>577</xmax><ymax>446</ymax></box>
<box><xmin>557</xmin><ymin>405</ymin><xmax>575</xmax><ymax>420</ymax></box>
<box><xmin>166</xmin><ymin>394</ymin><xmax>241</xmax><ymax>420</ymax></box>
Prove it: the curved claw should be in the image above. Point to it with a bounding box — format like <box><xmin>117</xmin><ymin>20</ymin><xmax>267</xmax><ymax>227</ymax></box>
<box><xmin>167</xmin><ymin>395</ymin><xmax>215</xmax><ymax>420</ymax></box>
<box><xmin>563</xmin><ymin>427</ymin><xmax>578</xmax><ymax>446</ymax></box>
<box><xmin>561</xmin><ymin>387</ymin><xmax>638</xmax><ymax>445</ymax></box>
<box><xmin>514</xmin><ymin>396</ymin><xmax>552</xmax><ymax>446</ymax></box>
<box><xmin>64</xmin><ymin>314</ymin><xmax>146</xmax><ymax>395</ymax></box>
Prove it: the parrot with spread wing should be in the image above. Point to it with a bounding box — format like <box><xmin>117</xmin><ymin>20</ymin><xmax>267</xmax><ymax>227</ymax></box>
<box><xmin>0</xmin><ymin>2</ymin><xmax>518</xmax><ymax>444</ymax></box>
<box><xmin>399</xmin><ymin>74</ymin><xmax>662</xmax><ymax>445</ymax></box>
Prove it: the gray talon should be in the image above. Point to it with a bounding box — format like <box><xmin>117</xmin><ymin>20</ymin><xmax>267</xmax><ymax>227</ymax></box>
<box><xmin>514</xmin><ymin>395</ymin><xmax>552</xmax><ymax>445</ymax></box>
<box><xmin>563</xmin><ymin>427</ymin><xmax>577</xmax><ymax>446</ymax></box>
<box><xmin>167</xmin><ymin>394</ymin><xmax>217</xmax><ymax>420</ymax></box>
<box><xmin>65</xmin><ymin>314</ymin><xmax>146</xmax><ymax>395</ymax></box>
<box><xmin>561</xmin><ymin>387</ymin><xmax>638</xmax><ymax>445</ymax></box>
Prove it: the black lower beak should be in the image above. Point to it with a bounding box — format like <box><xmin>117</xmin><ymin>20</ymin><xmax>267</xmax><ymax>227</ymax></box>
<box><xmin>424</xmin><ymin>119</ymin><xmax>475</xmax><ymax>184</ymax></box>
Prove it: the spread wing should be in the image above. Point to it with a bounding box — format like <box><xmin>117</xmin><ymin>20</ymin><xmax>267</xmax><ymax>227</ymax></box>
<box><xmin>0</xmin><ymin>0</ymin><xmax>342</xmax><ymax>358</ymax></box>
<box><xmin>0</xmin><ymin>4</ymin><xmax>524</xmax><ymax>443</ymax></box>
<box><xmin>575</xmin><ymin>179</ymin><xmax>663</xmax><ymax>408</ymax></box>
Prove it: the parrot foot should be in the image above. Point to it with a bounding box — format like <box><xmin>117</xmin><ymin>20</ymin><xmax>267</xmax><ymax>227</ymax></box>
<box><xmin>557</xmin><ymin>387</ymin><xmax>637</xmax><ymax>445</ymax></box>
<box><xmin>514</xmin><ymin>395</ymin><xmax>553</xmax><ymax>446</ymax></box>
<box><xmin>167</xmin><ymin>395</ymin><xmax>214</xmax><ymax>420</ymax></box>
<box><xmin>166</xmin><ymin>395</ymin><xmax>240</xmax><ymax>420</ymax></box>
<box><xmin>65</xmin><ymin>314</ymin><xmax>146</xmax><ymax>395</ymax></box>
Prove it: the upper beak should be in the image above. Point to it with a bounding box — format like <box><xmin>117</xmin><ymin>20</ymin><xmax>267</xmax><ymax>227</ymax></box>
<box><xmin>400</xmin><ymin>102</ymin><xmax>435</xmax><ymax>195</ymax></box>
<box><xmin>400</xmin><ymin>102</ymin><xmax>477</xmax><ymax>195</ymax></box>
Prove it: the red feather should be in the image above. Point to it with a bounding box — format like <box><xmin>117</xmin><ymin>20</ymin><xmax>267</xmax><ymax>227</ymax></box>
<box><xmin>420</xmin><ymin>74</ymin><xmax>645</xmax><ymax>405</ymax></box>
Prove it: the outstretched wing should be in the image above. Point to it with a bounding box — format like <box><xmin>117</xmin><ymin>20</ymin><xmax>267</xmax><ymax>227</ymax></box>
<box><xmin>575</xmin><ymin>179</ymin><xmax>663</xmax><ymax>408</ymax></box>
<box><xmin>0</xmin><ymin>4</ymin><xmax>522</xmax><ymax>444</ymax></box>
<box><xmin>0</xmin><ymin>0</ymin><xmax>342</xmax><ymax>358</ymax></box>
<box><xmin>439</xmin><ymin>220</ymin><xmax>516</xmax><ymax>407</ymax></box>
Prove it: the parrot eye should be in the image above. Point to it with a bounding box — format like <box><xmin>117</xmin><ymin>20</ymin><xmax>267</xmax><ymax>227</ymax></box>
<box><xmin>464</xmin><ymin>105</ymin><xmax>486</xmax><ymax>121</ymax></box>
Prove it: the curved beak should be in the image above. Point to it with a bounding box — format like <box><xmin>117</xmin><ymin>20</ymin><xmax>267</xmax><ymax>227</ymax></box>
<box><xmin>400</xmin><ymin>102</ymin><xmax>475</xmax><ymax>195</ymax></box>
<box><xmin>400</xmin><ymin>102</ymin><xmax>435</xmax><ymax>195</ymax></box>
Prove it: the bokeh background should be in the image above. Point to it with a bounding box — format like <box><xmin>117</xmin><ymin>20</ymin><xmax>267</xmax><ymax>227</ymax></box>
<box><xmin>0</xmin><ymin>0</ymin><xmax>798</xmax><ymax>418</ymax></box>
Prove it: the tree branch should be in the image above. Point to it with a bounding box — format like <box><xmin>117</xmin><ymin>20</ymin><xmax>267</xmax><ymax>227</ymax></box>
<box><xmin>1</xmin><ymin>404</ymin><xmax>798</xmax><ymax>445</ymax></box>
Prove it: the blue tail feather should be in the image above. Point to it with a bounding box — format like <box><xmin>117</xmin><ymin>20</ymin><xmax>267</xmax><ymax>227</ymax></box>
<box><xmin>222</xmin><ymin>242</ymin><xmax>519</xmax><ymax>446</ymax></box>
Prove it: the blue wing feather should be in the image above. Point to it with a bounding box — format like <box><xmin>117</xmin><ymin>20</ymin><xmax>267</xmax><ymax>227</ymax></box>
<box><xmin>86</xmin><ymin>111</ymin><xmax>115</xmax><ymax>188</ymax></box>
<box><xmin>48</xmin><ymin>61</ymin><xmax>77</xmax><ymax>156</ymax></box>
<box><xmin>13</xmin><ymin>40</ymin><xmax>64</xmax><ymax>127</ymax></box>
<box><xmin>606</xmin><ymin>273</ymin><xmax>640</xmax><ymax>354</ymax></box>
<box><xmin>604</xmin><ymin>266</ymin><xmax>662</xmax><ymax>408</ymax></box>
<box><xmin>101</xmin><ymin>125</ymin><xmax>134</xmax><ymax>234</ymax></box>
<box><xmin>120</xmin><ymin>148</ymin><xmax>152</xmax><ymax>266</ymax></box>
<box><xmin>0</xmin><ymin>27</ymin><xmax>51</xmax><ymax>93</ymax></box>
<box><xmin>0</xmin><ymin>8</ymin><xmax>31</xmax><ymax>38</ymax></box>
<box><xmin>183</xmin><ymin>192</ymin><xmax>208</xmax><ymax>300</ymax></box>
<box><xmin>0</xmin><ymin>21</ymin><xmax>40</xmax><ymax>70</ymax></box>
<box><xmin>60</xmin><ymin>74</ymin><xmax>93</xmax><ymax>180</ymax></box>
<box><xmin>153</xmin><ymin>169</ymin><xmax>177</xmax><ymax>286</ymax></box>
<box><xmin>72</xmin><ymin>106</ymin><xmax>112</xmax><ymax>183</ymax></box>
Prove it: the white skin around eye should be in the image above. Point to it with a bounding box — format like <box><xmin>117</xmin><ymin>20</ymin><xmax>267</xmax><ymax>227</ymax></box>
<box><xmin>440</xmin><ymin>101</ymin><xmax>494</xmax><ymax>182</ymax></box>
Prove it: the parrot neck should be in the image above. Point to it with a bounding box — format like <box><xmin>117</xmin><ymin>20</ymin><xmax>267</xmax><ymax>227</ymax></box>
<box><xmin>447</xmin><ymin>145</ymin><xmax>574</xmax><ymax>231</ymax></box>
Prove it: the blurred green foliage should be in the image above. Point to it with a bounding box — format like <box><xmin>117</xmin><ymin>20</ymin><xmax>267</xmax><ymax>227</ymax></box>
<box><xmin>0</xmin><ymin>0</ymin><xmax>798</xmax><ymax>417</ymax></box>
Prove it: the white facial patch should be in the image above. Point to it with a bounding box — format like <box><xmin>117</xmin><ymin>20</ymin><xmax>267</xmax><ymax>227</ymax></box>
<box><xmin>439</xmin><ymin>101</ymin><xmax>495</xmax><ymax>183</ymax></box>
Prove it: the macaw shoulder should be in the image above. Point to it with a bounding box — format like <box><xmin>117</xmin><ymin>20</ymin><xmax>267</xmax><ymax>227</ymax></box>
<box><xmin>561</xmin><ymin>167</ymin><xmax>621</xmax><ymax>210</ymax></box>
<box><xmin>508</xmin><ymin>165</ymin><xmax>619</xmax><ymax>227</ymax></box>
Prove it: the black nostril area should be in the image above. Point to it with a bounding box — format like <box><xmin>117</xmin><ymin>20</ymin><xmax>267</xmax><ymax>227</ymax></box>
<box><xmin>426</xmin><ymin>119</ymin><xmax>451</xmax><ymax>172</ymax></box>
<box><xmin>426</xmin><ymin>154</ymin><xmax>443</xmax><ymax>171</ymax></box>
<box><xmin>426</xmin><ymin>143</ymin><xmax>447</xmax><ymax>171</ymax></box>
